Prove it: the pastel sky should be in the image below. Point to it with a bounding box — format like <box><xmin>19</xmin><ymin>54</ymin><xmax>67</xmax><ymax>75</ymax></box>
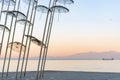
<box><xmin>1</xmin><ymin>0</ymin><xmax>120</xmax><ymax>57</ymax></box>
<box><xmin>47</xmin><ymin>0</ymin><xmax>120</xmax><ymax>56</ymax></box>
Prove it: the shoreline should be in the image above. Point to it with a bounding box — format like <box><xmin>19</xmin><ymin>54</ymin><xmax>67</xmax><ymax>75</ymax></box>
<box><xmin>0</xmin><ymin>71</ymin><xmax>120</xmax><ymax>80</ymax></box>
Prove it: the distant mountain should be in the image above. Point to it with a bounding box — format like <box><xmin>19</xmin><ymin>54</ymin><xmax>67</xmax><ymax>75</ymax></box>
<box><xmin>1</xmin><ymin>51</ymin><xmax>120</xmax><ymax>60</ymax></box>
<box><xmin>47</xmin><ymin>51</ymin><xmax>120</xmax><ymax>60</ymax></box>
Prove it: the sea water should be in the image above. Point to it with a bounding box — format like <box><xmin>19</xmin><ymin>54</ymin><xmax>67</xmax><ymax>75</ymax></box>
<box><xmin>0</xmin><ymin>60</ymin><xmax>120</xmax><ymax>73</ymax></box>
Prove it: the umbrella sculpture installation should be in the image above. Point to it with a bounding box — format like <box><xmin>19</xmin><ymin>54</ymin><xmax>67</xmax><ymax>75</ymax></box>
<box><xmin>0</xmin><ymin>0</ymin><xmax>74</xmax><ymax>80</ymax></box>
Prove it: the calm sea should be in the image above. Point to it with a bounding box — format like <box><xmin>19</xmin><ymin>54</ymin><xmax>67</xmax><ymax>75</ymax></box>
<box><xmin>0</xmin><ymin>60</ymin><xmax>120</xmax><ymax>73</ymax></box>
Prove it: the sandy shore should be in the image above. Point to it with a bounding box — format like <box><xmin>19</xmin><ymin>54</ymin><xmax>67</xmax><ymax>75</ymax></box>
<box><xmin>44</xmin><ymin>71</ymin><xmax>120</xmax><ymax>80</ymax></box>
<box><xmin>0</xmin><ymin>71</ymin><xmax>120</xmax><ymax>80</ymax></box>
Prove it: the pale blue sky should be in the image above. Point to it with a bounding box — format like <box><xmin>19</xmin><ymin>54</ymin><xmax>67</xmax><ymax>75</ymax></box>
<box><xmin>48</xmin><ymin>0</ymin><xmax>120</xmax><ymax>56</ymax></box>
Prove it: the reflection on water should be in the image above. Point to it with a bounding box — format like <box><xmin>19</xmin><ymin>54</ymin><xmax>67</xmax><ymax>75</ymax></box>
<box><xmin>0</xmin><ymin>60</ymin><xmax>120</xmax><ymax>72</ymax></box>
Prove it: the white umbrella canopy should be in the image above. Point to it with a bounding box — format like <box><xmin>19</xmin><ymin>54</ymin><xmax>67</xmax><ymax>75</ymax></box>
<box><xmin>25</xmin><ymin>35</ymin><xmax>46</xmax><ymax>47</ymax></box>
<box><xmin>56</xmin><ymin>0</ymin><xmax>74</xmax><ymax>5</ymax></box>
<box><xmin>17</xmin><ymin>19</ymin><xmax>32</xmax><ymax>26</ymax></box>
<box><xmin>32</xmin><ymin>38</ymin><xmax>46</xmax><ymax>47</ymax></box>
<box><xmin>51</xmin><ymin>5</ymin><xmax>69</xmax><ymax>20</ymax></box>
<box><xmin>0</xmin><ymin>0</ymin><xmax>15</xmax><ymax>6</ymax></box>
<box><xmin>0</xmin><ymin>24</ymin><xmax>10</xmax><ymax>32</ymax></box>
<box><xmin>35</xmin><ymin>5</ymin><xmax>50</xmax><ymax>13</ymax></box>
<box><xmin>51</xmin><ymin>5</ymin><xmax>69</xmax><ymax>13</ymax></box>
<box><xmin>8</xmin><ymin>41</ymin><xmax>26</xmax><ymax>52</ymax></box>
<box><xmin>1</xmin><ymin>10</ymin><xmax>16</xmax><ymax>18</ymax></box>
<box><xmin>25</xmin><ymin>35</ymin><xmax>36</xmax><ymax>39</ymax></box>
<box><xmin>12</xmin><ymin>10</ymin><xmax>27</xmax><ymax>20</ymax></box>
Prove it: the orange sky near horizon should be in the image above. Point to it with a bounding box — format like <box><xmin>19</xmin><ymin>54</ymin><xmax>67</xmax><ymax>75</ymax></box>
<box><xmin>47</xmin><ymin>34</ymin><xmax>120</xmax><ymax>56</ymax></box>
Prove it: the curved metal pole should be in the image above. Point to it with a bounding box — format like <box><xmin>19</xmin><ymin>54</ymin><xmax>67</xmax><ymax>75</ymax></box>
<box><xmin>2</xmin><ymin>0</ymin><xmax>17</xmax><ymax>77</ymax></box>
<box><xmin>23</xmin><ymin>0</ymin><xmax>39</xmax><ymax>77</ymax></box>
<box><xmin>38</xmin><ymin>0</ymin><xmax>57</xmax><ymax>79</ymax></box>
<box><xmin>0</xmin><ymin>0</ymin><xmax>11</xmax><ymax>56</ymax></box>
<box><xmin>15</xmin><ymin>0</ymin><xmax>33</xmax><ymax>78</ymax></box>
<box><xmin>6</xmin><ymin>0</ymin><xmax>21</xmax><ymax>76</ymax></box>
<box><xmin>19</xmin><ymin>0</ymin><xmax>37</xmax><ymax>78</ymax></box>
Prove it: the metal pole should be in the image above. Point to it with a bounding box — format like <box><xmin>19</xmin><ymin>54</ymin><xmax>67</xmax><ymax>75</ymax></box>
<box><xmin>40</xmin><ymin>8</ymin><xmax>55</xmax><ymax>79</ymax></box>
<box><xmin>36</xmin><ymin>0</ymin><xmax>53</xmax><ymax>80</ymax></box>
<box><xmin>19</xmin><ymin>0</ymin><xmax>37</xmax><ymax>78</ymax></box>
<box><xmin>23</xmin><ymin>0</ymin><xmax>40</xmax><ymax>77</ymax></box>
<box><xmin>0</xmin><ymin>0</ymin><xmax>11</xmax><ymax>56</ymax></box>
<box><xmin>15</xmin><ymin>0</ymin><xmax>33</xmax><ymax>78</ymax></box>
<box><xmin>6</xmin><ymin>0</ymin><xmax>21</xmax><ymax>76</ymax></box>
<box><xmin>2</xmin><ymin>0</ymin><xmax>17</xmax><ymax>77</ymax></box>
<box><xmin>38</xmin><ymin>0</ymin><xmax>57</xmax><ymax>79</ymax></box>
